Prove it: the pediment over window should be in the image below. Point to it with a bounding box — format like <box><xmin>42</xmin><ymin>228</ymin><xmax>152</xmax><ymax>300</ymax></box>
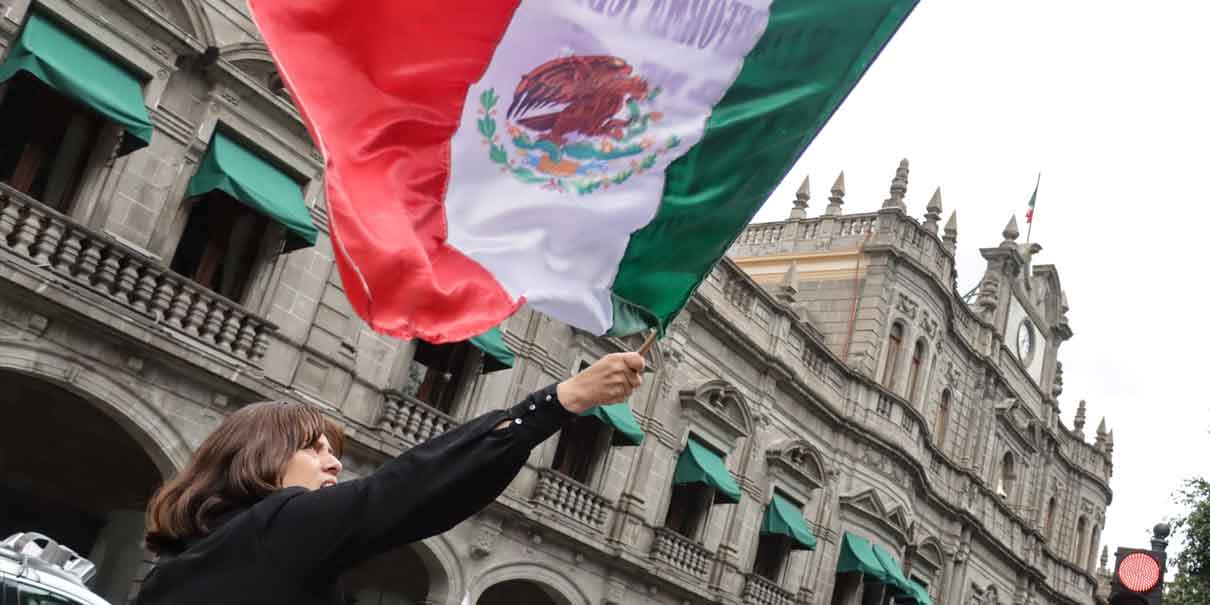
<box><xmin>840</xmin><ymin>489</ymin><xmax>912</xmax><ymax>543</ymax></box>
<box><xmin>135</xmin><ymin>0</ymin><xmax>215</xmax><ymax>44</ymax></box>
<box><xmin>678</xmin><ymin>380</ymin><xmax>751</xmax><ymax>443</ymax></box>
<box><xmin>914</xmin><ymin>537</ymin><xmax>945</xmax><ymax>574</ymax></box>
<box><xmin>766</xmin><ymin>439</ymin><xmax>826</xmax><ymax>493</ymax></box>
<box><xmin>222</xmin><ymin>43</ymin><xmax>292</xmax><ymax>101</ymax></box>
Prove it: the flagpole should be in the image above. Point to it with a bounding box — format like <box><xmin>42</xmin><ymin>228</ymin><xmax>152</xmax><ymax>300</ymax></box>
<box><xmin>1025</xmin><ymin>173</ymin><xmax>1040</xmax><ymax>244</ymax></box>
<box><xmin>637</xmin><ymin>330</ymin><xmax>657</xmax><ymax>358</ymax></box>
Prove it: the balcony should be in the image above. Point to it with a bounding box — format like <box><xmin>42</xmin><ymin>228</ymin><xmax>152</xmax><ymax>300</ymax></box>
<box><xmin>378</xmin><ymin>390</ymin><xmax>457</xmax><ymax>446</ymax></box>
<box><xmin>742</xmin><ymin>574</ymin><xmax>796</xmax><ymax>605</ymax></box>
<box><xmin>531</xmin><ymin>468</ymin><xmax>611</xmax><ymax>530</ymax></box>
<box><xmin>0</xmin><ymin>185</ymin><xmax>275</xmax><ymax>366</ymax></box>
<box><xmin>651</xmin><ymin>527</ymin><xmax>713</xmax><ymax>578</ymax></box>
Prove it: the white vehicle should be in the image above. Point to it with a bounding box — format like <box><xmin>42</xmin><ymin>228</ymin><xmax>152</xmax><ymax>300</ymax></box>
<box><xmin>0</xmin><ymin>533</ymin><xmax>111</xmax><ymax>605</ymax></box>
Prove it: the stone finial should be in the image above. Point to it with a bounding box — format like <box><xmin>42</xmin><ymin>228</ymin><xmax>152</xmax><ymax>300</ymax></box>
<box><xmin>882</xmin><ymin>158</ymin><xmax>909</xmax><ymax>210</ymax></box>
<box><xmin>1100</xmin><ymin>546</ymin><xmax>1109</xmax><ymax>571</ymax></box>
<box><xmin>1074</xmin><ymin>399</ymin><xmax>1087</xmax><ymax>436</ymax></box>
<box><xmin>1002</xmin><ymin>215</ymin><xmax>1020</xmax><ymax>243</ymax></box>
<box><xmin>1106</xmin><ymin>429</ymin><xmax>1115</xmax><ymax>456</ymax></box>
<box><xmin>777</xmin><ymin>261</ymin><xmax>799</xmax><ymax>303</ymax></box>
<box><xmin>1095</xmin><ymin>418</ymin><xmax>1108</xmax><ymax>448</ymax></box>
<box><xmin>943</xmin><ymin>211</ymin><xmax>958</xmax><ymax>251</ymax></box>
<box><xmin>791</xmin><ymin>174</ymin><xmax>809</xmax><ymax>219</ymax></box>
<box><xmin>826</xmin><ymin>171</ymin><xmax>846</xmax><ymax>216</ymax></box>
<box><xmin>923</xmin><ymin>187</ymin><xmax>943</xmax><ymax>234</ymax></box>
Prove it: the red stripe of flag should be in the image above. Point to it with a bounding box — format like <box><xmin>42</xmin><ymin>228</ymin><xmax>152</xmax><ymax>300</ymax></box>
<box><xmin>249</xmin><ymin>0</ymin><xmax>524</xmax><ymax>342</ymax></box>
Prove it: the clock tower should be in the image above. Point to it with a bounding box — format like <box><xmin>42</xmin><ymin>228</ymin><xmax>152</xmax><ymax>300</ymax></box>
<box><xmin>971</xmin><ymin>215</ymin><xmax>1073</xmax><ymax>398</ymax></box>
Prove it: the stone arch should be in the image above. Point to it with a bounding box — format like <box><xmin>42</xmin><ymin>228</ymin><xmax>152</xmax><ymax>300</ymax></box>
<box><xmin>0</xmin><ymin>340</ymin><xmax>194</xmax><ymax>603</ymax></box>
<box><xmin>342</xmin><ymin>534</ymin><xmax>462</xmax><ymax>605</ymax></box>
<box><xmin>0</xmin><ymin>340</ymin><xmax>191</xmax><ymax>475</ymax></box>
<box><xmin>220</xmin><ymin>43</ymin><xmax>289</xmax><ymax>97</ymax></box>
<box><xmin>133</xmin><ymin>0</ymin><xmax>216</xmax><ymax>46</ymax></box>
<box><xmin>470</xmin><ymin>561</ymin><xmax>588</xmax><ymax>605</ymax></box>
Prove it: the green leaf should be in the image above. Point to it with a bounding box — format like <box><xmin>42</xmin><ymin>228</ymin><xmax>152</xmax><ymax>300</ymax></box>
<box><xmin>511</xmin><ymin>167</ymin><xmax>547</xmax><ymax>184</ymax></box>
<box><xmin>612</xmin><ymin>170</ymin><xmax>633</xmax><ymax>185</ymax></box>
<box><xmin>640</xmin><ymin>154</ymin><xmax>657</xmax><ymax>171</ymax></box>
<box><xmin>477</xmin><ymin>117</ymin><xmax>495</xmax><ymax>139</ymax></box>
<box><xmin>667</xmin><ymin>135</ymin><xmax>681</xmax><ymax>149</ymax></box>
<box><xmin>480</xmin><ymin>88</ymin><xmax>498</xmax><ymax>110</ymax></box>
<box><xmin>489</xmin><ymin>144</ymin><xmax>507</xmax><ymax>164</ymax></box>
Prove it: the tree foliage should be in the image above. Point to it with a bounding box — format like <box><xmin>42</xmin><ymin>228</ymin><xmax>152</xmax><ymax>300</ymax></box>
<box><xmin>1165</xmin><ymin>477</ymin><xmax>1210</xmax><ymax>604</ymax></box>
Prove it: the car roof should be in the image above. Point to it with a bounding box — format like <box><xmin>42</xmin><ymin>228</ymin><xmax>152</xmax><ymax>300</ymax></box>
<box><xmin>0</xmin><ymin>547</ymin><xmax>112</xmax><ymax>605</ymax></box>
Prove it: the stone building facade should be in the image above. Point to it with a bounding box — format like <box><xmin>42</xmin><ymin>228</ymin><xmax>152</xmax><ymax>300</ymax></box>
<box><xmin>0</xmin><ymin>1</ymin><xmax>1113</xmax><ymax>604</ymax></box>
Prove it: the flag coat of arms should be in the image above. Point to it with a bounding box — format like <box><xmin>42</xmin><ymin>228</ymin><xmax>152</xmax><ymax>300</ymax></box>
<box><xmin>249</xmin><ymin>0</ymin><xmax>918</xmax><ymax>343</ymax></box>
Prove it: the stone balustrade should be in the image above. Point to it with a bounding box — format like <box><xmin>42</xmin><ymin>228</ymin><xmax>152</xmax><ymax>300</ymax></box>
<box><xmin>651</xmin><ymin>527</ymin><xmax>713</xmax><ymax>578</ymax></box>
<box><xmin>378</xmin><ymin>390</ymin><xmax>457</xmax><ymax>445</ymax></box>
<box><xmin>742</xmin><ymin>573</ymin><xmax>795</xmax><ymax>605</ymax></box>
<box><xmin>531</xmin><ymin>468</ymin><xmax>611</xmax><ymax>530</ymax></box>
<box><xmin>0</xmin><ymin>185</ymin><xmax>275</xmax><ymax>365</ymax></box>
<box><xmin>736</xmin><ymin>222</ymin><xmax>784</xmax><ymax>245</ymax></box>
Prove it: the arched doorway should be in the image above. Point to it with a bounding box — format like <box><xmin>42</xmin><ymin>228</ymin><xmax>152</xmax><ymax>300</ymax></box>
<box><xmin>342</xmin><ymin>545</ymin><xmax>437</xmax><ymax>605</ymax></box>
<box><xmin>478</xmin><ymin>580</ymin><xmax>568</xmax><ymax>605</ymax></box>
<box><xmin>0</xmin><ymin>370</ymin><xmax>163</xmax><ymax>604</ymax></box>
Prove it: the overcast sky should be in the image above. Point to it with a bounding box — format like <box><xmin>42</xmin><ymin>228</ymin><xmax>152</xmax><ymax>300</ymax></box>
<box><xmin>754</xmin><ymin>1</ymin><xmax>1210</xmax><ymax>566</ymax></box>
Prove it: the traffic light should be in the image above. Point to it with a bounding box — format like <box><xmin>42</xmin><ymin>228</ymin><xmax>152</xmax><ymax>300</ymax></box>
<box><xmin>1108</xmin><ymin>524</ymin><xmax>1169</xmax><ymax>605</ymax></box>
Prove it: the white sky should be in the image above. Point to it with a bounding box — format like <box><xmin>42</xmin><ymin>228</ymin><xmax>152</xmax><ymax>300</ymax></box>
<box><xmin>753</xmin><ymin>1</ymin><xmax>1210</xmax><ymax>565</ymax></box>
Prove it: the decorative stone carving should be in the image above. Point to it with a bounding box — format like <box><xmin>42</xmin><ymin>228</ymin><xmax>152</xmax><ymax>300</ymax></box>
<box><xmin>896</xmin><ymin>293</ymin><xmax>919</xmax><ymax>319</ymax></box>
<box><xmin>26</xmin><ymin>313</ymin><xmax>49</xmax><ymax>335</ymax></box>
<box><xmin>920</xmin><ymin>311</ymin><xmax>939</xmax><ymax>338</ymax></box>
<box><xmin>604</xmin><ymin>576</ymin><xmax>628</xmax><ymax>605</ymax></box>
<box><xmin>678</xmin><ymin>380</ymin><xmax>752</xmax><ymax>442</ymax></box>
<box><xmin>469</xmin><ymin>523</ymin><xmax>501</xmax><ymax>559</ymax></box>
<box><xmin>766</xmin><ymin>440</ymin><xmax>826</xmax><ymax>492</ymax></box>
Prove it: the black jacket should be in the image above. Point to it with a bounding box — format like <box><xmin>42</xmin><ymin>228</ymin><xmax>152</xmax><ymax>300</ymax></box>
<box><xmin>134</xmin><ymin>384</ymin><xmax>573</xmax><ymax>605</ymax></box>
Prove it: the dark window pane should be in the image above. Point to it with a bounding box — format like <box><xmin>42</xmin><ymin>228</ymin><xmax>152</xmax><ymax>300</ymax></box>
<box><xmin>0</xmin><ymin>73</ymin><xmax>99</xmax><ymax>212</ymax></box>
<box><xmin>170</xmin><ymin>192</ymin><xmax>269</xmax><ymax>303</ymax></box>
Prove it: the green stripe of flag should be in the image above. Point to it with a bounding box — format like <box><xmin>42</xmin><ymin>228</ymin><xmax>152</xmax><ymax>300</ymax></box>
<box><xmin>610</xmin><ymin>0</ymin><xmax>919</xmax><ymax>335</ymax></box>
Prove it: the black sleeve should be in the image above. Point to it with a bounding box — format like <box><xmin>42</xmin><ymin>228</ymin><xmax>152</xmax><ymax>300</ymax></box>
<box><xmin>256</xmin><ymin>384</ymin><xmax>574</xmax><ymax>576</ymax></box>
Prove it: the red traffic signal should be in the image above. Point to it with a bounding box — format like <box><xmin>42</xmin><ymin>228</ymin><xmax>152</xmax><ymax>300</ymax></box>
<box><xmin>1109</xmin><ymin>547</ymin><xmax>1165</xmax><ymax>605</ymax></box>
<box><xmin>1117</xmin><ymin>552</ymin><xmax>1161</xmax><ymax>593</ymax></box>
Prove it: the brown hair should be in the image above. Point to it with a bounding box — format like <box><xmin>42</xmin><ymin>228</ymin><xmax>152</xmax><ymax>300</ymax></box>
<box><xmin>144</xmin><ymin>400</ymin><xmax>343</xmax><ymax>553</ymax></box>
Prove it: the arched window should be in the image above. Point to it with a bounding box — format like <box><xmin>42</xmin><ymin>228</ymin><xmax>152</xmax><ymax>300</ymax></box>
<box><xmin>1044</xmin><ymin>497</ymin><xmax>1057</xmax><ymax>539</ymax></box>
<box><xmin>907</xmin><ymin>340</ymin><xmax>926</xmax><ymax>402</ymax></box>
<box><xmin>883</xmin><ymin>323</ymin><xmax>904</xmax><ymax>390</ymax></box>
<box><xmin>935</xmin><ymin>390</ymin><xmax>951</xmax><ymax>447</ymax></box>
<box><xmin>997</xmin><ymin>452</ymin><xmax>1016</xmax><ymax>499</ymax></box>
<box><xmin>1087</xmin><ymin>524</ymin><xmax>1101</xmax><ymax>572</ymax></box>
<box><xmin>1075</xmin><ymin>516</ymin><xmax>1088</xmax><ymax>563</ymax></box>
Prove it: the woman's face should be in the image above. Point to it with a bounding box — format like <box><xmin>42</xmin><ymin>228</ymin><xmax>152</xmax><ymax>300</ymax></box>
<box><xmin>280</xmin><ymin>434</ymin><xmax>343</xmax><ymax>490</ymax></box>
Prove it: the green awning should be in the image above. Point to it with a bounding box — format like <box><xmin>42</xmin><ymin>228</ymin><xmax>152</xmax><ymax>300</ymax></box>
<box><xmin>872</xmin><ymin>544</ymin><xmax>914</xmax><ymax>596</ymax></box>
<box><xmin>0</xmin><ymin>12</ymin><xmax>152</xmax><ymax>154</ymax></box>
<box><xmin>673</xmin><ymin>437</ymin><xmax>742</xmax><ymax>504</ymax></box>
<box><xmin>836</xmin><ymin>532</ymin><xmax>891</xmax><ymax>583</ymax></box>
<box><xmin>900</xmin><ymin>581</ymin><xmax>933</xmax><ymax>605</ymax></box>
<box><xmin>468</xmin><ymin>327</ymin><xmax>514</xmax><ymax>373</ymax></box>
<box><xmin>761</xmin><ymin>492</ymin><xmax>817</xmax><ymax>551</ymax></box>
<box><xmin>582</xmin><ymin>403</ymin><xmax>644</xmax><ymax>446</ymax></box>
<box><xmin>186</xmin><ymin>132</ymin><xmax>317</xmax><ymax>251</ymax></box>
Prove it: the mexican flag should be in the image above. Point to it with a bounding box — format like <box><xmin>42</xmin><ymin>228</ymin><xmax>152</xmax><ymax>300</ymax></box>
<box><xmin>250</xmin><ymin>0</ymin><xmax>918</xmax><ymax>343</ymax></box>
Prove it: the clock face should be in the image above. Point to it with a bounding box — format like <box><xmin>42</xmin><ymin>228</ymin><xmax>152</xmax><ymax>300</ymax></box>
<box><xmin>1017</xmin><ymin>320</ymin><xmax>1035</xmax><ymax>362</ymax></box>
